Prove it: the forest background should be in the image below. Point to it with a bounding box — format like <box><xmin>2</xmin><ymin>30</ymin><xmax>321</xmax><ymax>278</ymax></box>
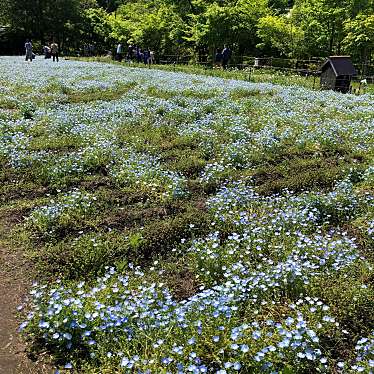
<box><xmin>0</xmin><ymin>0</ymin><xmax>373</xmax><ymax>65</ymax></box>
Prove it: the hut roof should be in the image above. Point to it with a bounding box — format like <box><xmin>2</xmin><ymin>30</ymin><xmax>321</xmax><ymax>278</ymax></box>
<box><xmin>321</xmin><ymin>56</ymin><xmax>356</xmax><ymax>76</ymax></box>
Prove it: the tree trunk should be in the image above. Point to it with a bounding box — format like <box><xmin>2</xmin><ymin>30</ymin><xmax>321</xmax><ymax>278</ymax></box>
<box><xmin>329</xmin><ymin>22</ymin><xmax>335</xmax><ymax>55</ymax></box>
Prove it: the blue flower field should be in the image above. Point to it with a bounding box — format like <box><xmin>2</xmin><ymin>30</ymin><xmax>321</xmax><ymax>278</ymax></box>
<box><xmin>0</xmin><ymin>57</ymin><xmax>373</xmax><ymax>373</ymax></box>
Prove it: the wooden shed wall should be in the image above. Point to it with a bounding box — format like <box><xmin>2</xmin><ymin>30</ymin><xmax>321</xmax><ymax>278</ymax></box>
<box><xmin>320</xmin><ymin>67</ymin><xmax>336</xmax><ymax>89</ymax></box>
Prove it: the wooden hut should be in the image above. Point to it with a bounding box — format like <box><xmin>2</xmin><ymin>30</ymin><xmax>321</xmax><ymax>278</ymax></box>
<box><xmin>320</xmin><ymin>56</ymin><xmax>356</xmax><ymax>93</ymax></box>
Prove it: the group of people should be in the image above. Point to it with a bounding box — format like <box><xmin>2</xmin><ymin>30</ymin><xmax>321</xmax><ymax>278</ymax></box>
<box><xmin>215</xmin><ymin>45</ymin><xmax>232</xmax><ymax>69</ymax></box>
<box><xmin>43</xmin><ymin>42</ymin><xmax>60</xmax><ymax>62</ymax></box>
<box><xmin>24</xmin><ymin>39</ymin><xmax>59</xmax><ymax>62</ymax></box>
<box><xmin>116</xmin><ymin>43</ymin><xmax>155</xmax><ymax>65</ymax></box>
<box><xmin>25</xmin><ymin>38</ymin><xmax>230</xmax><ymax>68</ymax></box>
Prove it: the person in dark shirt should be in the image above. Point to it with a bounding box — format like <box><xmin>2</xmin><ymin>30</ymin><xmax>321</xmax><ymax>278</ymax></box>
<box><xmin>143</xmin><ymin>49</ymin><xmax>150</xmax><ymax>65</ymax></box>
<box><xmin>127</xmin><ymin>44</ymin><xmax>134</xmax><ymax>61</ymax></box>
<box><xmin>215</xmin><ymin>48</ymin><xmax>223</xmax><ymax>68</ymax></box>
<box><xmin>43</xmin><ymin>45</ymin><xmax>51</xmax><ymax>59</ymax></box>
<box><xmin>25</xmin><ymin>39</ymin><xmax>33</xmax><ymax>62</ymax></box>
<box><xmin>136</xmin><ymin>47</ymin><xmax>143</xmax><ymax>63</ymax></box>
<box><xmin>222</xmin><ymin>45</ymin><xmax>232</xmax><ymax>70</ymax></box>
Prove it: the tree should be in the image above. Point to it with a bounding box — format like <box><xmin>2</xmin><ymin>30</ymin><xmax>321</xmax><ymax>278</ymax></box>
<box><xmin>79</xmin><ymin>7</ymin><xmax>113</xmax><ymax>52</ymax></box>
<box><xmin>1</xmin><ymin>0</ymin><xmax>373</xmax><ymax>60</ymax></box>
<box><xmin>343</xmin><ymin>13</ymin><xmax>374</xmax><ymax>72</ymax></box>
<box><xmin>109</xmin><ymin>1</ymin><xmax>185</xmax><ymax>54</ymax></box>
<box><xmin>268</xmin><ymin>0</ymin><xmax>289</xmax><ymax>13</ymax></box>
<box><xmin>292</xmin><ymin>0</ymin><xmax>372</xmax><ymax>57</ymax></box>
<box><xmin>186</xmin><ymin>0</ymin><xmax>269</xmax><ymax>58</ymax></box>
<box><xmin>257</xmin><ymin>14</ymin><xmax>305</xmax><ymax>57</ymax></box>
<box><xmin>1</xmin><ymin>0</ymin><xmax>82</xmax><ymax>45</ymax></box>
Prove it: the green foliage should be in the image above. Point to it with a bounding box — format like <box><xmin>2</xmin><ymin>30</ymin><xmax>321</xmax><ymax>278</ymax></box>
<box><xmin>37</xmin><ymin>231</ymin><xmax>130</xmax><ymax>279</ymax></box>
<box><xmin>186</xmin><ymin>0</ymin><xmax>268</xmax><ymax>51</ymax></box>
<box><xmin>19</xmin><ymin>102</ymin><xmax>37</xmax><ymax>120</ymax></box>
<box><xmin>229</xmin><ymin>87</ymin><xmax>274</xmax><ymax>99</ymax></box>
<box><xmin>1</xmin><ymin>0</ymin><xmax>82</xmax><ymax>42</ymax></box>
<box><xmin>290</xmin><ymin>0</ymin><xmax>373</xmax><ymax>57</ymax></box>
<box><xmin>66</xmin><ymin>81</ymin><xmax>137</xmax><ymax>103</ymax></box>
<box><xmin>83</xmin><ymin>7</ymin><xmax>113</xmax><ymax>46</ymax></box>
<box><xmin>26</xmin><ymin>189</ymin><xmax>98</xmax><ymax>237</ymax></box>
<box><xmin>343</xmin><ymin>13</ymin><xmax>374</xmax><ymax>61</ymax></box>
<box><xmin>1</xmin><ymin>0</ymin><xmax>373</xmax><ymax>60</ymax></box>
<box><xmin>109</xmin><ymin>1</ymin><xmax>185</xmax><ymax>52</ymax></box>
<box><xmin>252</xmin><ymin>150</ymin><xmax>366</xmax><ymax>195</ymax></box>
<box><xmin>310</xmin><ymin>262</ymin><xmax>374</xmax><ymax>337</ymax></box>
<box><xmin>257</xmin><ymin>14</ymin><xmax>305</xmax><ymax>58</ymax></box>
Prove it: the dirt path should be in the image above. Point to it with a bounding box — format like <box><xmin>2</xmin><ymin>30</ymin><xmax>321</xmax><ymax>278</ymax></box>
<box><xmin>0</xmin><ymin>213</ymin><xmax>50</xmax><ymax>374</ymax></box>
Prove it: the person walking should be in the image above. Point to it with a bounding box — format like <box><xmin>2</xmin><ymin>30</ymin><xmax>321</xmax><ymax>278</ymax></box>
<box><xmin>222</xmin><ymin>45</ymin><xmax>232</xmax><ymax>70</ymax></box>
<box><xmin>50</xmin><ymin>41</ymin><xmax>59</xmax><ymax>62</ymax></box>
<box><xmin>25</xmin><ymin>39</ymin><xmax>33</xmax><ymax>62</ymax></box>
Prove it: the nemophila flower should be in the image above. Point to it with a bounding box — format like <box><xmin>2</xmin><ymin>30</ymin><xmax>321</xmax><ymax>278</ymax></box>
<box><xmin>241</xmin><ymin>344</ymin><xmax>249</xmax><ymax>353</ymax></box>
<box><xmin>233</xmin><ymin>362</ymin><xmax>242</xmax><ymax>370</ymax></box>
<box><xmin>172</xmin><ymin>346</ymin><xmax>184</xmax><ymax>355</ymax></box>
<box><xmin>8</xmin><ymin>57</ymin><xmax>374</xmax><ymax>373</ymax></box>
<box><xmin>252</xmin><ymin>330</ymin><xmax>261</xmax><ymax>340</ymax></box>
<box><xmin>39</xmin><ymin>321</ymin><xmax>49</xmax><ymax>328</ymax></box>
<box><xmin>27</xmin><ymin>189</ymin><xmax>97</xmax><ymax>235</ymax></box>
<box><xmin>19</xmin><ymin>322</ymin><xmax>28</xmax><ymax>331</ymax></box>
<box><xmin>188</xmin><ymin>337</ymin><xmax>196</xmax><ymax>345</ymax></box>
<box><xmin>278</xmin><ymin>339</ymin><xmax>290</xmax><ymax>348</ymax></box>
<box><xmin>62</xmin><ymin>332</ymin><xmax>72</xmax><ymax>340</ymax></box>
<box><xmin>120</xmin><ymin>357</ymin><xmax>131</xmax><ymax>368</ymax></box>
<box><xmin>161</xmin><ymin>357</ymin><xmax>173</xmax><ymax>365</ymax></box>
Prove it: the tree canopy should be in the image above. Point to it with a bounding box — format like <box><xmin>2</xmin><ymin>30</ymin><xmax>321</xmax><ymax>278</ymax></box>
<box><xmin>0</xmin><ymin>0</ymin><xmax>373</xmax><ymax>62</ymax></box>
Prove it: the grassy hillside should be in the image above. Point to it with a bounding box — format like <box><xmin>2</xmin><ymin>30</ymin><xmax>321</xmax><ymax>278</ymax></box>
<box><xmin>1</xmin><ymin>56</ymin><xmax>373</xmax><ymax>373</ymax></box>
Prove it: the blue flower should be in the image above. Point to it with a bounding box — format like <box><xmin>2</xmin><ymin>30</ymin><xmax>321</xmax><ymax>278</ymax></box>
<box><xmin>233</xmin><ymin>362</ymin><xmax>242</xmax><ymax>370</ymax></box>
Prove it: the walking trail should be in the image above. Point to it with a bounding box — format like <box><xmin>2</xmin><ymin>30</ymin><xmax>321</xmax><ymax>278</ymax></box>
<box><xmin>0</xmin><ymin>212</ymin><xmax>49</xmax><ymax>374</ymax></box>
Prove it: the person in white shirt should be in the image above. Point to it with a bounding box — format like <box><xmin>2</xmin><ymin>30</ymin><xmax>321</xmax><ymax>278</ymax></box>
<box><xmin>116</xmin><ymin>43</ymin><xmax>123</xmax><ymax>62</ymax></box>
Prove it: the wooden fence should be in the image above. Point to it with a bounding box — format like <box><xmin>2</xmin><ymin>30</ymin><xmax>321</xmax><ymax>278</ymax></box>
<box><xmin>155</xmin><ymin>54</ymin><xmax>374</xmax><ymax>84</ymax></box>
